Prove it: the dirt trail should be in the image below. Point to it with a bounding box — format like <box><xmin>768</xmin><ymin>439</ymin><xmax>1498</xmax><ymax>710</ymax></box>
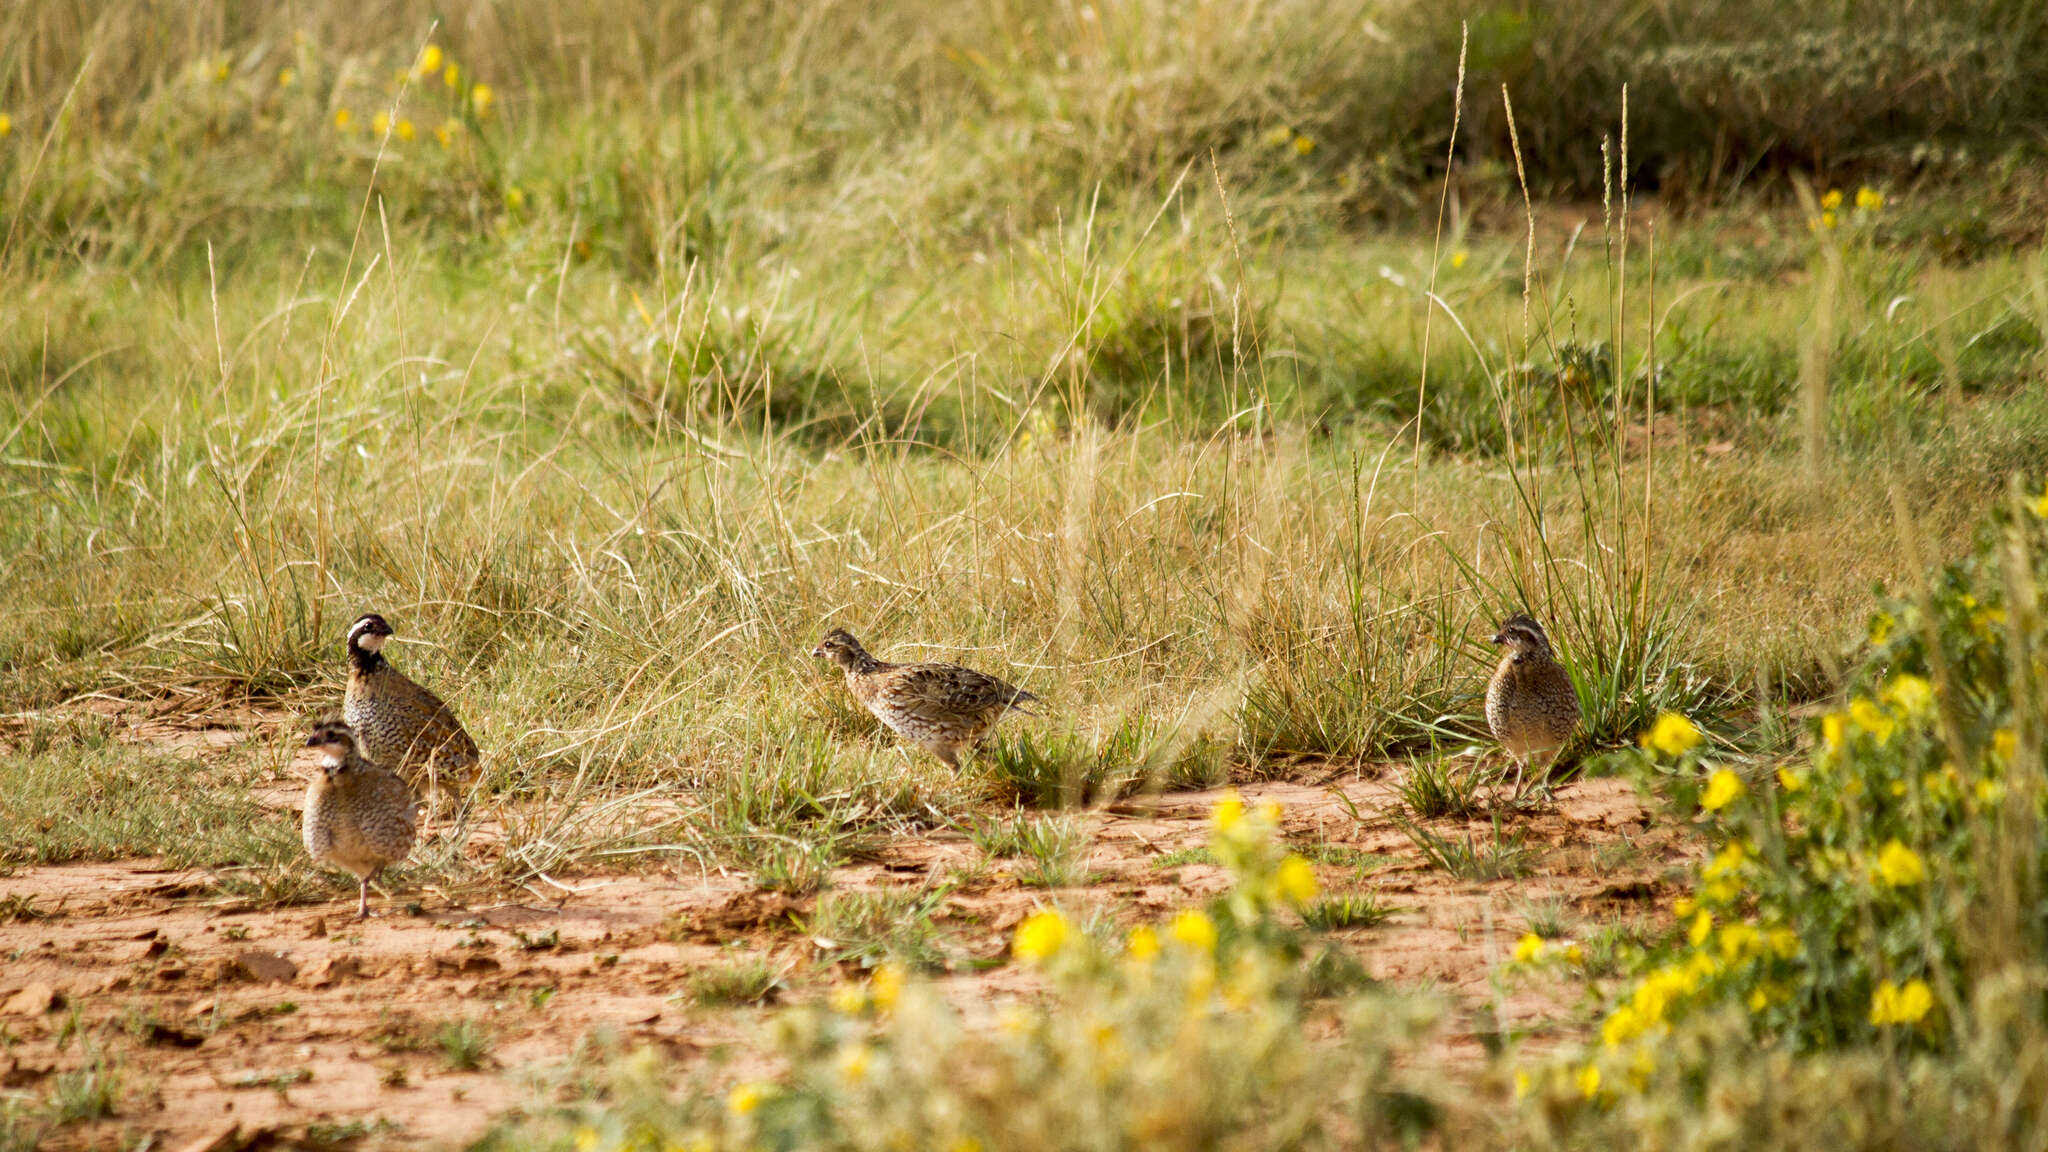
<box><xmin>1</xmin><ymin>715</ymin><xmax>1685</xmax><ymax>1150</ymax></box>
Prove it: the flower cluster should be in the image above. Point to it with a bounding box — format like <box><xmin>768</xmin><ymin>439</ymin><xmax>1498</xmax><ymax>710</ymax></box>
<box><xmin>1811</xmin><ymin>185</ymin><xmax>1884</xmax><ymax>231</ymax></box>
<box><xmin>1563</xmin><ymin>489</ymin><xmax>2048</xmax><ymax>1113</ymax></box>
<box><xmin>332</xmin><ymin>42</ymin><xmax>496</xmax><ymax>151</ymax></box>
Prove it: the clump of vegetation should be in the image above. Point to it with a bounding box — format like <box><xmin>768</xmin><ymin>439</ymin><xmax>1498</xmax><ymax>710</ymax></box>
<box><xmin>1524</xmin><ymin>489</ymin><xmax>2048</xmax><ymax>1140</ymax></box>
<box><xmin>549</xmin><ymin>795</ymin><xmax>1447</xmax><ymax>1152</ymax></box>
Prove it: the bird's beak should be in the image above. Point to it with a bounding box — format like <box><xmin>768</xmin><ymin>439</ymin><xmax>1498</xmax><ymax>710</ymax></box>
<box><xmin>810</xmin><ymin>644</ymin><xmax>826</xmax><ymax>659</ymax></box>
<box><xmin>1490</xmin><ymin>631</ymin><xmax>1506</xmax><ymax>645</ymax></box>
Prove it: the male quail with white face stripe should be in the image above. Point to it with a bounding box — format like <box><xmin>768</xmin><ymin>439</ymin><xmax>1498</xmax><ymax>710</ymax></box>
<box><xmin>342</xmin><ymin>613</ymin><xmax>480</xmax><ymax>811</ymax></box>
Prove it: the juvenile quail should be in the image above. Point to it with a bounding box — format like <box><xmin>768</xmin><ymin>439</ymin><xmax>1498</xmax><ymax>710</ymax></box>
<box><xmin>343</xmin><ymin>613</ymin><xmax>480</xmax><ymax>810</ymax></box>
<box><xmin>1485</xmin><ymin>614</ymin><xmax>1581</xmax><ymax>789</ymax></box>
<box><xmin>812</xmin><ymin>629</ymin><xmax>1039</xmax><ymax>769</ymax></box>
<box><xmin>302</xmin><ymin>717</ymin><xmax>419</xmax><ymax>918</ymax></box>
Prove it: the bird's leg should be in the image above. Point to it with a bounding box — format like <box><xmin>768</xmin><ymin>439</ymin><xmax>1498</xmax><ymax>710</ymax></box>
<box><xmin>357</xmin><ymin>876</ymin><xmax>372</xmax><ymax>919</ymax></box>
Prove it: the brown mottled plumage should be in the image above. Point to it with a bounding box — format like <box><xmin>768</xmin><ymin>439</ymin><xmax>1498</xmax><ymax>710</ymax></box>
<box><xmin>812</xmin><ymin>629</ymin><xmax>1039</xmax><ymax>769</ymax></box>
<box><xmin>1485</xmin><ymin>614</ymin><xmax>1580</xmax><ymax>785</ymax></box>
<box><xmin>342</xmin><ymin>613</ymin><xmax>479</xmax><ymax>810</ymax></box>
<box><xmin>302</xmin><ymin>717</ymin><xmax>418</xmax><ymax>918</ymax></box>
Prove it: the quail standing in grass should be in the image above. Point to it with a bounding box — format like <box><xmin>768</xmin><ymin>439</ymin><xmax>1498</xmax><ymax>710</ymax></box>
<box><xmin>343</xmin><ymin>613</ymin><xmax>480</xmax><ymax>812</ymax></box>
<box><xmin>302</xmin><ymin>717</ymin><xmax>418</xmax><ymax>919</ymax></box>
<box><xmin>812</xmin><ymin>628</ymin><xmax>1040</xmax><ymax>769</ymax></box>
<box><xmin>1485</xmin><ymin>613</ymin><xmax>1581</xmax><ymax>791</ymax></box>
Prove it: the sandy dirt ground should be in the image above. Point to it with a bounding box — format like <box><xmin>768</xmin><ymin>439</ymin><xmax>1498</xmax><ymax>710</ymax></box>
<box><xmin>0</xmin><ymin>708</ymin><xmax>1688</xmax><ymax>1151</ymax></box>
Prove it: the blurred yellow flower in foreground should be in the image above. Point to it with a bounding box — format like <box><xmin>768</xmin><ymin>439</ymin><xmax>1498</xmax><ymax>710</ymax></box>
<box><xmin>1169</xmin><ymin>909</ymin><xmax>1217</xmax><ymax>953</ymax></box>
<box><xmin>1701</xmin><ymin>768</ymin><xmax>1744</xmax><ymax>811</ymax></box>
<box><xmin>1874</xmin><ymin>840</ymin><xmax>1924</xmax><ymax>887</ymax></box>
<box><xmin>0</xmin><ymin>114</ymin><xmax>11</xmax><ymax>139</ymax></box>
<box><xmin>1126</xmin><ymin>924</ymin><xmax>1160</xmax><ymax>960</ymax></box>
<box><xmin>1450</xmin><ymin>249</ymin><xmax>1467</xmax><ymax>269</ymax></box>
<box><xmin>372</xmin><ymin>111</ymin><xmax>391</xmax><ymax>137</ymax></box>
<box><xmin>1642</xmin><ymin>712</ymin><xmax>1703</xmax><ymax>757</ymax></box>
<box><xmin>396</xmin><ymin>119</ymin><xmax>416</xmax><ymax>142</ymax></box>
<box><xmin>472</xmin><ymin>83</ymin><xmax>495</xmax><ymax>117</ymax></box>
<box><xmin>444</xmin><ymin>62</ymin><xmax>462</xmax><ymax>89</ymax></box>
<box><xmin>1513</xmin><ymin>932</ymin><xmax>1543</xmax><ymax>963</ymax></box>
<box><xmin>1275</xmin><ymin>854</ymin><xmax>1318</xmax><ymax>906</ymax></box>
<box><xmin>1869</xmin><ymin>978</ymin><xmax>1931</xmax><ymax>1026</ymax></box>
<box><xmin>1292</xmin><ymin>135</ymin><xmax>1315</xmax><ymax>155</ymax></box>
<box><xmin>1013</xmin><ymin>909</ymin><xmax>1072</xmax><ymax>963</ymax></box>
<box><xmin>333</xmin><ymin>108</ymin><xmax>353</xmax><ymax>132</ymax></box>
<box><xmin>1576</xmin><ymin>1064</ymin><xmax>1601</xmax><ymax>1098</ymax></box>
<box><xmin>1855</xmin><ymin>186</ymin><xmax>1883</xmax><ymax>211</ymax></box>
<box><xmin>726</xmin><ymin>1081</ymin><xmax>769</xmax><ymax>1115</ymax></box>
<box><xmin>277</xmin><ymin>67</ymin><xmax>296</xmax><ymax>89</ymax></box>
<box><xmin>418</xmin><ymin>44</ymin><xmax>444</xmax><ymax>76</ymax></box>
<box><xmin>1820</xmin><ymin>189</ymin><xmax>1843</xmax><ymax>210</ymax></box>
<box><xmin>1212</xmin><ymin>790</ymin><xmax>1244</xmax><ymax>832</ymax></box>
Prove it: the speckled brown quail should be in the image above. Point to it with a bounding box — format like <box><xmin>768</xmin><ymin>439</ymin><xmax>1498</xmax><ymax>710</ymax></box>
<box><xmin>343</xmin><ymin>613</ymin><xmax>479</xmax><ymax>810</ymax></box>
<box><xmin>812</xmin><ymin>629</ymin><xmax>1039</xmax><ymax>769</ymax></box>
<box><xmin>302</xmin><ymin>717</ymin><xmax>418</xmax><ymax>918</ymax></box>
<box><xmin>1485</xmin><ymin>614</ymin><xmax>1581</xmax><ymax>789</ymax></box>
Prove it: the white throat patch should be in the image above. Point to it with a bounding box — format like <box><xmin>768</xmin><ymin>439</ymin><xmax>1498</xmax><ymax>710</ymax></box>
<box><xmin>354</xmin><ymin>631</ymin><xmax>387</xmax><ymax>652</ymax></box>
<box><xmin>316</xmin><ymin>749</ymin><xmax>346</xmax><ymax>770</ymax></box>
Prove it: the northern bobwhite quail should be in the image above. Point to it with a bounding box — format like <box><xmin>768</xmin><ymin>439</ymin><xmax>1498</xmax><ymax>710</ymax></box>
<box><xmin>343</xmin><ymin>613</ymin><xmax>480</xmax><ymax>811</ymax></box>
<box><xmin>1485</xmin><ymin>614</ymin><xmax>1581</xmax><ymax>789</ymax></box>
<box><xmin>302</xmin><ymin>717</ymin><xmax>419</xmax><ymax>918</ymax></box>
<box><xmin>812</xmin><ymin>629</ymin><xmax>1039</xmax><ymax>769</ymax></box>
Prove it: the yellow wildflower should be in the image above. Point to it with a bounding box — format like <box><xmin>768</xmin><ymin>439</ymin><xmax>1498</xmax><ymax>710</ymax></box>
<box><xmin>215</xmin><ymin>59</ymin><xmax>230</xmax><ymax>82</ymax></box>
<box><xmin>948</xmin><ymin>1139</ymin><xmax>983</xmax><ymax>1152</ymax></box>
<box><xmin>1869</xmin><ymin>978</ymin><xmax>1932</xmax><ymax>1026</ymax></box>
<box><xmin>1821</xmin><ymin>189</ymin><xmax>1844</xmax><ymax>210</ymax></box>
<box><xmin>1514</xmin><ymin>932</ymin><xmax>1544</xmax><ymax>963</ymax></box>
<box><xmin>1823</xmin><ymin>712</ymin><xmax>1846</xmax><ymax>752</ymax></box>
<box><xmin>1778</xmin><ymin>767</ymin><xmax>1804</xmax><ymax>792</ymax></box>
<box><xmin>1450</xmin><ymin>249</ymin><xmax>1468</xmax><ymax>269</ymax></box>
<box><xmin>1704</xmin><ymin>840</ymin><xmax>1746</xmax><ymax>878</ymax></box>
<box><xmin>829</xmin><ymin>983</ymin><xmax>865</xmax><ymax>1015</ymax></box>
<box><xmin>1013</xmin><ymin>910</ymin><xmax>1072</xmax><ymax>963</ymax></box>
<box><xmin>396</xmin><ymin>118</ymin><xmax>416</xmax><ymax>142</ymax></box>
<box><xmin>372</xmin><ymin>110</ymin><xmax>391</xmax><ymax>137</ymax></box>
<box><xmin>1260</xmin><ymin>125</ymin><xmax>1293</xmax><ymax>148</ymax></box>
<box><xmin>1577</xmin><ymin>1064</ymin><xmax>1601</xmax><ymax>1098</ymax></box>
<box><xmin>1747</xmin><ymin>986</ymin><xmax>1771</xmax><ymax>1012</ymax></box>
<box><xmin>1673</xmin><ymin>895</ymin><xmax>1697</xmax><ymax>918</ymax></box>
<box><xmin>436</xmin><ymin>118</ymin><xmax>461</xmax><ymax>148</ymax></box>
<box><xmin>1292</xmin><ymin>135</ymin><xmax>1315</xmax><ymax>155</ymax></box>
<box><xmin>1874</xmin><ymin>840</ymin><xmax>1924</xmax><ymax>887</ymax></box>
<box><xmin>727</xmin><ymin>1081</ymin><xmax>769</xmax><ymax>1115</ymax></box>
<box><xmin>1883</xmin><ymin>674</ymin><xmax>1933</xmax><ymax>718</ymax></box>
<box><xmin>1869</xmin><ymin>610</ymin><xmax>1894</xmax><ymax>644</ymax></box>
<box><xmin>1169</xmin><ymin>909</ymin><xmax>1218</xmax><ymax>954</ymax></box>
<box><xmin>1212</xmin><ymin>790</ymin><xmax>1245</xmax><ymax>833</ymax></box>
<box><xmin>573</xmin><ymin>1127</ymin><xmax>600</xmax><ymax>1152</ymax></box>
<box><xmin>444</xmin><ymin>62</ymin><xmax>462</xmax><ymax>89</ymax></box>
<box><xmin>1701</xmin><ymin>768</ymin><xmax>1745</xmax><ymax>812</ymax></box>
<box><xmin>0</xmin><ymin>113</ymin><xmax>11</xmax><ymax>139</ymax></box>
<box><xmin>1689</xmin><ymin>910</ymin><xmax>1713</xmax><ymax>947</ymax></box>
<box><xmin>1718</xmin><ymin>921</ymin><xmax>1758</xmax><ymax>962</ymax></box>
<box><xmin>277</xmin><ymin>67</ymin><xmax>296</xmax><ymax>89</ymax></box>
<box><xmin>1601</xmin><ymin>1003</ymin><xmax>1640</xmax><ymax>1048</ymax></box>
<box><xmin>1643</xmin><ymin>712</ymin><xmax>1704</xmax><ymax>757</ymax></box>
<box><xmin>1976</xmin><ymin>777</ymin><xmax>2006</xmax><ymax>805</ymax></box>
<box><xmin>1126</xmin><ymin>924</ymin><xmax>1161</xmax><ymax>961</ymax></box>
<box><xmin>334</xmin><ymin>107</ymin><xmax>353</xmax><ymax>132</ymax></box>
<box><xmin>472</xmin><ymin>83</ymin><xmax>495</xmax><ymax>117</ymax></box>
<box><xmin>2034</xmin><ymin>481</ymin><xmax>2048</xmax><ymax>518</ymax></box>
<box><xmin>1513</xmin><ymin>1069</ymin><xmax>1531</xmax><ymax>1099</ymax></box>
<box><xmin>1821</xmin><ymin>210</ymin><xmax>1839</xmax><ymax>229</ymax></box>
<box><xmin>1275</xmin><ymin>854</ymin><xmax>1318</xmax><ymax>906</ymax></box>
<box><xmin>870</xmin><ymin>962</ymin><xmax>904</xmax><ymax>1011</ymax></box>
<box><xmin>1255</xmin><ymin>799</ymin><xmax>1283</xmax><ymax>825</ymax></box>
<box><xmin>1849</xmin><ymin>697</ymin><xmax>1896</xmax><ymax>745</ymax></box>
<box><xmin>1993</xmin><ymin>728</ymin><xmax>2017</xmax><ymax>762</ymax></box>
<box><xmin>505</xmin><ymin>185</ymin><xmax>527</xmax><ymax>211</ymax></box>
<box><xmin>418</xmin><ymin>44</ymin><xmax>444</xmax><ymax>76</ymax></box>
<box><xmin>1855</xmin><ymin>186</ymin><xmax>1883</xmax><ymax>211</ymax></box>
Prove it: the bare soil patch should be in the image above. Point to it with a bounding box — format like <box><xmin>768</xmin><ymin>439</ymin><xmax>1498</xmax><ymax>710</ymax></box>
<box><xmin>0</xmin><ymin>711</ymin><xmax>1688</xmax><ymax>1150</ymax></box>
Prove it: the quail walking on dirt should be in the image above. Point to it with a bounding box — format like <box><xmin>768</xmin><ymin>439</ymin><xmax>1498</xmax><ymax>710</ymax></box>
<box><xmin>812</xmin><ymin>629</ymin><xmax>1039</xmax><ymax>769</ymax></box>
<box><xmin>1485</xmin><ymin>613</ymin><xmax>1581</xmax><ymax>791</ymax></box>
<box><xmin>302</xmin><ymin>717</ymin><xmax>419</xmax><ymax>918</ymax></box>
<box><xmin>343</xmin><ymin>613</ymin><xmax>480</xmax><ymax>812</ymax></box>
